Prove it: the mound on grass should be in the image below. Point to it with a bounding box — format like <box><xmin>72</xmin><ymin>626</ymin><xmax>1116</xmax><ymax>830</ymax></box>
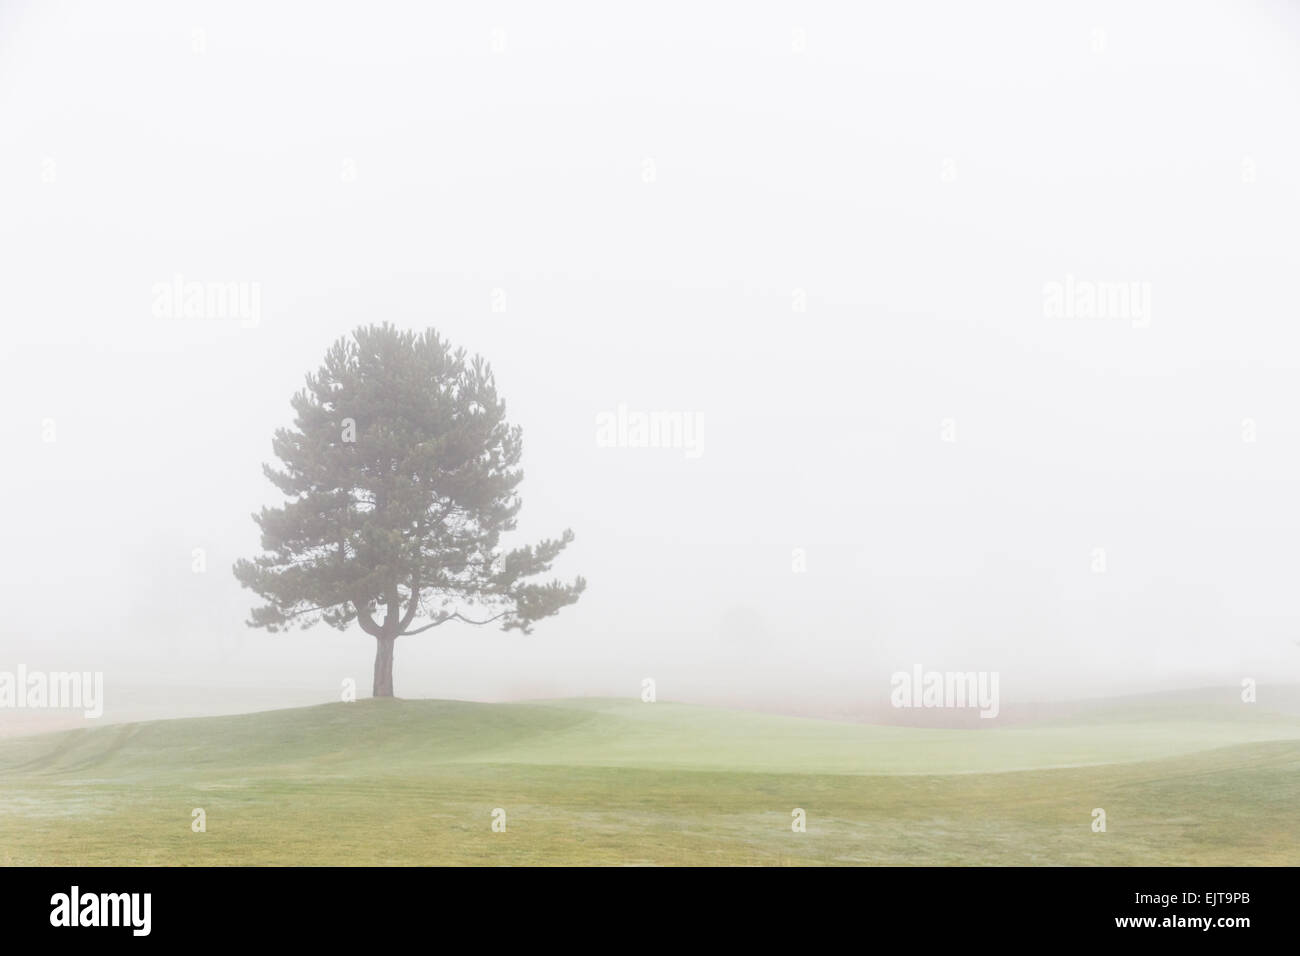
<box><xmin>2</xmin><ymin>690</ymin><xmax>1297</xmax><ymax>865</ymax></box>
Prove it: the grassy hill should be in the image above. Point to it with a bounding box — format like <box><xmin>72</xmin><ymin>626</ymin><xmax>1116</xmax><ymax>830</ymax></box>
<box><xmin>2</xmin><ymin>691</ymin><xmax>1298</xmax><ymax>865</ymax></box>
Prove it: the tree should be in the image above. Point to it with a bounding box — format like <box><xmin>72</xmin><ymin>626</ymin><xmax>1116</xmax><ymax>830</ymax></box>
<box><xmin>233</xmin><ymin>323</ymin><xmax>585</xmax><ymax>697</ymax></box>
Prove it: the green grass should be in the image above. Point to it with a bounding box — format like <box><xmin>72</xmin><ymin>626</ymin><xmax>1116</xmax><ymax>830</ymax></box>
<box><xmin>2</xmin><ymin>693</ymin><xmax>1298</xmax><ymax>865</ymax></box>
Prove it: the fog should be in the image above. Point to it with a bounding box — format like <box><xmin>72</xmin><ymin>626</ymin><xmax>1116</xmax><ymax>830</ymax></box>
<box><xmin>3</xmin><ymin>0</ymin><xmax>1299</xmax><ymax>727</ymax></box>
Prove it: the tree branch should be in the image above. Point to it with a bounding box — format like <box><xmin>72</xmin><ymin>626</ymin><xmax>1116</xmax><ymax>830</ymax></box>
<box><xmin>355</xmin><ymin>602</ymin><xmax>383</xmax><ymax>637</ymax></box>
<box><xmin>398</xmin><ymin>579</ymin><xmax>421</xmax><ymax>631</ymax></box>
<box><xmin>403</xmin><ymin>610</ymin><xmax>507</xmax><ymax>636</ymax></box>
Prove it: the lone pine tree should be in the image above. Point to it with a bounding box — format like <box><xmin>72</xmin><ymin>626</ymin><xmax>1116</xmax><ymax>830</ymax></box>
<box><xmin>234</xmin><ymin>324</ymin><xmax>585</xmax><ymax>697</ymax></box>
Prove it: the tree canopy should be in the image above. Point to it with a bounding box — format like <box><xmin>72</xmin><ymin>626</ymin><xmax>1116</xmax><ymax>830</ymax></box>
<box><xmin>233</xmin><ymin>323</ymin><xmax>585</xmax><ymax>695</ymax></box>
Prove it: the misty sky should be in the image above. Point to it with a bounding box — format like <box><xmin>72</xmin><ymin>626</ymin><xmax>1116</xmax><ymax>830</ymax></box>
<box><xmin>3</xmin><ymin>0</ymin><xmax>1300</xmax><ymax>721</ymax></box>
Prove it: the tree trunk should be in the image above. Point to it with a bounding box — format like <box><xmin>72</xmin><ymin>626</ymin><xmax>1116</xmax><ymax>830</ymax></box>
<box><xmin>373</xmin><ymin>636</ymin><xmax>396</xmax><ymax>698</ymax></box>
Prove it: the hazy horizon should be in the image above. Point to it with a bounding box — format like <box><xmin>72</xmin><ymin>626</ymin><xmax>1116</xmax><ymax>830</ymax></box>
<box><xmin>4</xmin><ymin>0</ymin><xmax>1300</xmax><ymax>732</ymax></box>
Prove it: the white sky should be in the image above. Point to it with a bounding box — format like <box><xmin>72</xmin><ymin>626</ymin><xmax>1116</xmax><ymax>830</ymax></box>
<box><xmin>2</xmin><ymin>0</ymin><xmax>1299</xmax><ymax>720</ymax></box>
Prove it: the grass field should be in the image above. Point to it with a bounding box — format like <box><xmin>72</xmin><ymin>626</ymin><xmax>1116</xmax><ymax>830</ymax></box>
<box><xmin>2</xmin><ymin>691</ymin><xmax>1298</xmax><ymax>865</ymax></box>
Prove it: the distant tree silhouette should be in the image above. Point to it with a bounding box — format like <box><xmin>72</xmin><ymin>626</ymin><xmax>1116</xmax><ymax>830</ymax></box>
<box><xmin>234</xmin><ymin>324</ymin><xmax>585</xmax><ymax>697</ymax></box>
